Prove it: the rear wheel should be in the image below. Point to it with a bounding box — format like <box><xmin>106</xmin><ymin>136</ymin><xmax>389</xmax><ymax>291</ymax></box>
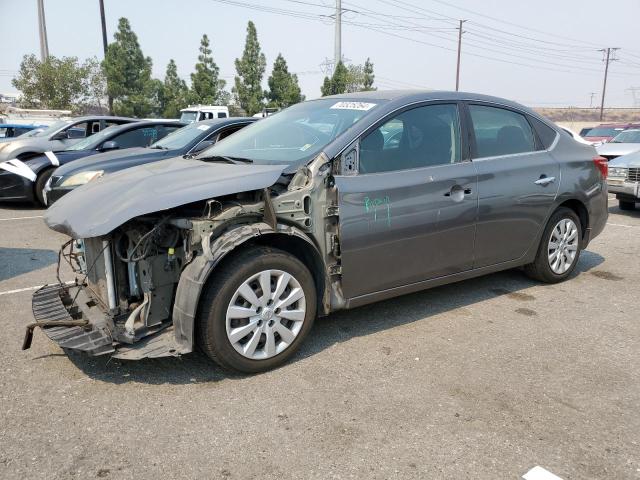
<box><xmin>34</xmin><ymin>168</ymin><xmax>54</xmax><ymax>206</ymax></box>
<box><xmin>619</xmin><ymin>200</ymin><xmax>636</xmax><ymax>211</ymax></box>
<box><xmin>196</xmin><ymin>246</ymin><xmax>317</xmax><ymax>373</ymax></box>
<box><xmin>524</xmin><ymin>207</ymin><xmax>582</xmax><ymax>283</ymax></box>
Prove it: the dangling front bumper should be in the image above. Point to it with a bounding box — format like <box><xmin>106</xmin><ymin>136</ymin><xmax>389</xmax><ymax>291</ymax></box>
<box><xmin>25</xmin><ymin>283</ymin><xmax>186</xmax><ymax>360</ymax></box>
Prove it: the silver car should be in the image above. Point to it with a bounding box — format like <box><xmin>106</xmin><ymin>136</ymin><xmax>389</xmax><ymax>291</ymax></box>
<box><xmin>596</xmin><ymin>129</ymin><xmax>640</xmax><ymax>160</ymax></box>
<box><xmin>607</xmin><ymin>150</ymin><xmax>640</xmax><ymax>210</ymax></box>
<box><xmin>25</xmin><ymin>91</ymin><xmax>609</xmax><ymax>373</ymax></box>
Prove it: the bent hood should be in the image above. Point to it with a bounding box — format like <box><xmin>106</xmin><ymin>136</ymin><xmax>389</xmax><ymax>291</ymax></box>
<box><xmin>609</xmin><ymin>150</ymin><xmax>640</xmax><ymax>168</ymax></box>
<box><xmin>45</xmin><ymin>157</ymin><xmax>287</xmax><ymax>238</ymax></box>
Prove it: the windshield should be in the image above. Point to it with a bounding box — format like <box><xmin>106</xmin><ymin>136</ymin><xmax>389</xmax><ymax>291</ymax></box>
<box><xmin>611</xmin><ymin>130</ymin><xmax>640</xmax><ymax>143</ymax></box>
<box><xmin>199</xmin><ymin>98</ymin><xmax>385</xmax><ymax>164</ymax></box>
<box><xmin>151</xmin><ymin>122</ymin><xmax>205</xmax><ymax>150</ymax></box>
<box><xmin>180</xmin><ymin>112</ymin><xmax>198</xmax><ymax>123</ymax></box>
<box><xmin>66</xmin><ymin>124</ymin><xmax>121</xmax><ymax>150</ymax></box>
<box><xmin>37</xmin><ymin>120</ymin><xmax>72</xmax><ymax>138</ymax></box>
<box><xmin>585</xmin><ymin>127</ymin><xmax>624</xmax><ymax>138</ymax></box>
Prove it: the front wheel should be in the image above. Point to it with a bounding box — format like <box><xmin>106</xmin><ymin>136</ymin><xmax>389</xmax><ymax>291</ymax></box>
<box><xmin>34</xmin><ymin>168</ymin><xmax>54</xmax><ymax>207</ymax></box>
<box><xmin>524</xmin><ymin>207</ymin><xmax>582</xmax><ymax>283</ymax></box>
<box><xmin>196</xmin><ymin>246</ymin><xmax>317</xmax><ymax>373</ymax></box>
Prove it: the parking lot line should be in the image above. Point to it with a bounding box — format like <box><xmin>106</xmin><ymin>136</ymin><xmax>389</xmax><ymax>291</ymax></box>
<box><xmin>0</xmin><ymin>281</ymin><xmax>74</xmax><ymax>296</ymax></box>
<box><xmin>0</xmin><ymin>215</ymin><xmax>43</xmax><ymax>222</ymax></box>
<box><xmin>607</xmin><ymin>222</ymin><xmax>636</xmax><ymax>228</ymax></box>
<box><xmin>522</xmin><ymin>466</ymin><xmax>564</xmax><ymax>480</ymax></box>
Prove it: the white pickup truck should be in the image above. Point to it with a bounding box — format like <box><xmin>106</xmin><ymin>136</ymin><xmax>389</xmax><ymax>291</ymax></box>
<box><xmin>179</xmin><ymin>105</ymin><xmax>229</xmax><ymax>123</ymax></box>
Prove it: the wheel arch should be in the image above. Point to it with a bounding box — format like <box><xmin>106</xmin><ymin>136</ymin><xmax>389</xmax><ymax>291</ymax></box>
<box><xmin>172</xmin><ymin>222</ymin><xmax>328</xmax><ymax>352</ymax></box>
<box><xmin>556</xmin><ymin>198</ymin><xmax>589</xmax><ymax>247</ymax></box>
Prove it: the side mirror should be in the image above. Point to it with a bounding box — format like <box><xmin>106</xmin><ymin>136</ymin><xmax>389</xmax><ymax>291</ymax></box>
<box><xmin>338</xmin><ymin>143</ymin><xmax>359</xmax><ymax>176</ymax></box>
<box><xmin>50</xmin><ymin>131</ymin><xmax>68</xmax><ymax>141</ymax></box>
<box><xmin>101</xmin><ymin>140</ymin><xmax>119</xmax><ymax>151</ymax></box>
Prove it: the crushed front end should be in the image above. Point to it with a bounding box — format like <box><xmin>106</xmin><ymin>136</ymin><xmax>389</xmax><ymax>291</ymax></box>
<box><xmin>26</xmin><ymin>218</ymin><xmax>191</xmax><ymax>359</ymax></box>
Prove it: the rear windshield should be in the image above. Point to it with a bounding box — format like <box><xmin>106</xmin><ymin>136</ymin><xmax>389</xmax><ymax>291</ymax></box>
<box><xmin>585</xmin><ymin>127</ymin><xmax>624</xmax><ymax>137</ymax></box>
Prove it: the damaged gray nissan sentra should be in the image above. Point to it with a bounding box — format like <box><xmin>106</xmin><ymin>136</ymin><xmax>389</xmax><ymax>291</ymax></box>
<box><xmin>25</xmin><ymin>91</ymin><xmax>608</xmax><ymax>373</ymax></box>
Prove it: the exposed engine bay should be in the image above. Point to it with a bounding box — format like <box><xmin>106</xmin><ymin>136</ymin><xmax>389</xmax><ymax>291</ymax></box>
<box><xmin>26</xmin><ymin>154</ymin><xmax>344</xmax><ymax>359</ymax></box>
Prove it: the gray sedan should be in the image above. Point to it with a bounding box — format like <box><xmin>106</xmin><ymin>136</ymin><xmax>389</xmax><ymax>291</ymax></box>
<box><xmin>608</xmin><ymin>150</ymin><xmax>640</xmax><ymax>210</ymax></box>
<box><xmin>596</xmin><ymin>129</ymin><xmax>640</xmax><ymax>160</ymax></box>
<box><xmin>29</xmin><ymin>91</ymin><xmax>608</xmax><ymax>374</ymax></box>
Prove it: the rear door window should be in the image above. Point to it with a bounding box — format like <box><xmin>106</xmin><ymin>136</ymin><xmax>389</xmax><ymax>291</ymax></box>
<box><xmin>112</xmin><ymin>127</ymin><xmax>159</xmax><ymax>148</ymax></box>
<box><xmin>468</xmin><ymin>105</ymin><xmax>536</xmax><ymax>158</ymax></box>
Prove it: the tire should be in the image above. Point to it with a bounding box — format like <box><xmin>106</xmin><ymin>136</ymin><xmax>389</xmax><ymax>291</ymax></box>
<box><xmin>524</xmin><ymin>207</ymin><xmax>582</xmax><ymax>283</ymax></box>
<box><xmin>619</xmin><ymin>200</ymin><xmax>636</xmax><ymax>211</ymax></box>
<box><xmin>34</xmin><ymin>168</ymin><xmax>54</xmax><ymax>207</ymax></box>
<box><xmin>196</xmin><ymin>246</ymin><xmax>317</xmax><ymax>374</ymax></box>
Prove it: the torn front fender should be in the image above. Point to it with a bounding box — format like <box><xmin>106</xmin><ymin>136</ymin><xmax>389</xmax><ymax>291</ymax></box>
<box><xmin>172</xmin><ymin>222</ymin><xmax>321</xmax><ymax>352</ymax></box>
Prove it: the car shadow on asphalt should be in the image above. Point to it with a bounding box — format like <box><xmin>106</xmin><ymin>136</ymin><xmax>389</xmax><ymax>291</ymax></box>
<box><xmin>0</xmin><ymin>201</ymin><xmax>42</xmax><ymax>211</ymax></box>
<box><xmin>608</xmin><ymin>204</ymin><xmax>640</xmax><ymax>218</ymax></box>
<box><xmin>62</xmin><ymin>250</ymin><xmax>604</xmax><ymax>386</ymax></box>
<box><xmin>0</xmin><ymin>247</ymin><xmax>58</xmax><ymax>282</ymax></box>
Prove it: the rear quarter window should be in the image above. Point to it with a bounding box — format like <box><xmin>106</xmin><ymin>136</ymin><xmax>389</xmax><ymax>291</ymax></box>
<box><xmin>528</xmin><ymin>116</ymin><xmax>558</xmax><ymax>150</ymax></box>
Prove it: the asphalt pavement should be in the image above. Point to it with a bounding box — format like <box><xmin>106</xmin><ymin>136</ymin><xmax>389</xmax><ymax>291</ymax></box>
<box><xmin>0</xmin><ymin>198</ymin><xmax>638</xmax><ymax>479</ymax></box>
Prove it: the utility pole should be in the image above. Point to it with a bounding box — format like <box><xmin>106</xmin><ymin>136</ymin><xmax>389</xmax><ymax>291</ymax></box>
<box><xmin>98</xmin><ymin>0</ymin><xmax>113</xmax><ymax>115</ymax></box>
<box><xmin>599</xmin><ymin>47</ymin><xmax>619</xmax><ymax>121</ymax></box>
<box><xmin>334</xmin><ymin>0</ymin><xmax>342</xmax><ymax>73</ymax></box>
<box><xmin>98</xmin><ymin>0</ymin><xmax>108</xmax><ymax>56</ymax></box>
<box><xmin>455</xmin><ymin>19</ymin><xmax>466</xmax><ymax>91</ymax></box>
<box><xmin>36</xmin><ymin>0</ymin><xmax>49</xmax><ymax>61</ymax></box>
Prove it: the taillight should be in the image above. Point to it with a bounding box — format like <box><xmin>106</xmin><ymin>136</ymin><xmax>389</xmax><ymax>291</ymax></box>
<box><xmin>593</xmin><ymin>156</ymin><xmax>608</xmax><ymax>178</ymax></box>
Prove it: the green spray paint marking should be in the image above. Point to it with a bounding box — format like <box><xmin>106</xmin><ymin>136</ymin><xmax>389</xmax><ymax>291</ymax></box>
<box><xmin>364</xmin><ymin>196</ymin><xmax>391</xmax><ymax>227</ymax></box>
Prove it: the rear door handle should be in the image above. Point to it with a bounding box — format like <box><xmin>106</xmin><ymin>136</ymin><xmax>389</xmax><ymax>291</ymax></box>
<box><xmin>534</xmin><ymin>175</ymin><xmax>556</xmax><ymax>186</ymax></box>
<box><xmin>444</xmin><ymin>185</ymin><xmax>473</xmax><ymax>199</ymax></box>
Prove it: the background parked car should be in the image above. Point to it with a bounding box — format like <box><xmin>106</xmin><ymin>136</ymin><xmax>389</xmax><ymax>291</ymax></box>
<box><xmin>596</xmin><ymin>129</ymin><xmax>640</xmax><ymax>161</ymax></box>
<box><xmin>1</xmin><ymin>120</ymin><xmax>183</xmax><ymax>206</ymax></box>
<box><xmin>0</xmin><ymin>124</ymin><xmax>47</xmax><ymax>139</ymax></box>
<box><xmin>582</xmin><ymin>123</ymin><xmax>640</xmax><ymax>145</ymax></box>
<box><xmin>560</xmin><ymin>126</ymin><xmax>591</xmax><ymax>145</ymax></box>
<box><xmin>0</xmin><ymin>116</ymin><xmax>135</xmax><ymax>163</ymax></box>
<box><xmin>45</xmin><ymin>117</ymin><xmax>255</xmax><ymax>204</ymax></box>
<box><xmin>607</xmin><ymin>150</ymin><xmax>640</xmax><ymax>210</ymax></box>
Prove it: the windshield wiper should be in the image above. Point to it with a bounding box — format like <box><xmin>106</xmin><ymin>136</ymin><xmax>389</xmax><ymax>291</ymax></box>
<box><xmin>149</xmin><ymin>145</ymin><xmax>168</xmax><ymax>150</ymax></box>
<box><xmin>198</xmin><ymin>155</ymin><xmax>253</xmax><ymax>164</ymax></box>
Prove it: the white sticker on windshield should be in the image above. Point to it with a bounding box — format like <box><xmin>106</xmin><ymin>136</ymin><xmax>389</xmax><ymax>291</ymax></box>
<box><xmin>330</xmin><ymin>101</ymin><xmax>377</xmax><ymax>111</ymax></box>
<box><xmin>197</xmin><ymin>125</ymin><xmax>211</xmax><ymax>131</ymax></box>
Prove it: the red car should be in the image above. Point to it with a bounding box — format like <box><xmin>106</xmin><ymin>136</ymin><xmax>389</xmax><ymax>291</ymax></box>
<box><xmin>582</xmin><ymin>123</ymin><xmax>640</xmax><ymax>145</ymax></box>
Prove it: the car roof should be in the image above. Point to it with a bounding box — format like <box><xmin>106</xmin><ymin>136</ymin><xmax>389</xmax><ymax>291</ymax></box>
<box><xmin>0</xmin><ymin>124</ymin><xmax>45</xmax><ymax>128</ymax></box>
<box><xmin>110</xmin><ymin>120</ymin><xmax>187</xmax><ymax>131</ymax></box>
<box><xmin>193</xmin><ymin>117</ymin><xmax>258</xmax><ymax>127</ymax></box>
<box><xmin>319</xmin><ymin>89</ymin><xmax>540</xmax><ymax>115</ymax></box>
<box><xmin>69</xmin><ymin>115</ymin><xmax>136</xmax><ymax>123</ymax></box>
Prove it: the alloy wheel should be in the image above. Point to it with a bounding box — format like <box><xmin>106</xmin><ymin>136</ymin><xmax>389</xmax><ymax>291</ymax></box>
<box><xmin>225</xmin><ymin>269</ymin><xmax>306</xmax><ymax>360</ymax></box>
<box><xmin>547</xmin><ymin>218</ymin><xmax>579</xmax><ymax>274</ymax></box>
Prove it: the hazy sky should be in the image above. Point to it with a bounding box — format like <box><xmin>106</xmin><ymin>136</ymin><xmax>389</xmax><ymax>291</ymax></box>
<box><xmin>2</xmin><ymin>0</ymin><xmax>639</xmax><ymax>108</ymax></box>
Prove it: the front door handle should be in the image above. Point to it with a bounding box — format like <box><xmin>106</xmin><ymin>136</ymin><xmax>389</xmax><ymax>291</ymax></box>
<box><xmin>534</xmin><ymin>175</ymin><xmax>556</xmax><ymax>186</ymax></box>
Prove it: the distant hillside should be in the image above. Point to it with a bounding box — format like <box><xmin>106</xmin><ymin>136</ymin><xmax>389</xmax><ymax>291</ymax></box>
<box><xmin>534</xmin><ymin>107</ymin><xmax>640</xmax><ymax>123</ymax></box>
